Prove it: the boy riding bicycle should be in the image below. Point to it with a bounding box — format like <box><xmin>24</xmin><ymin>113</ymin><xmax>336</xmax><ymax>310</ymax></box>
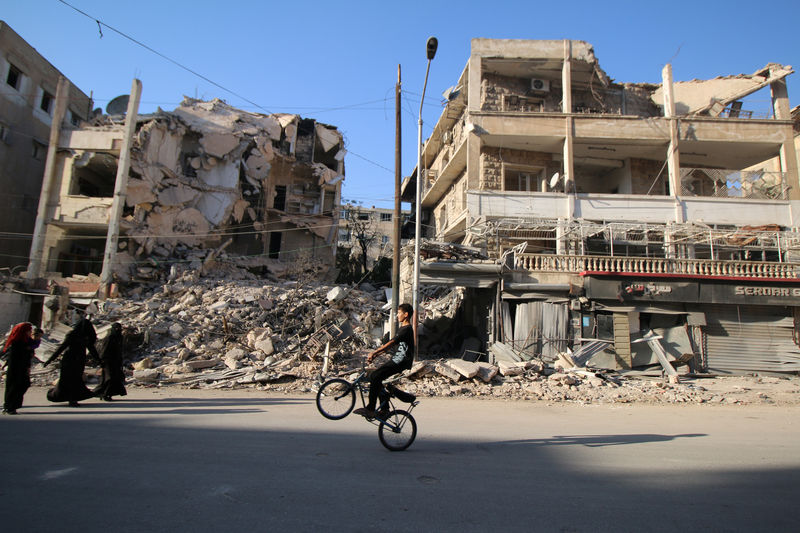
<box><xmin>354</xmin><ymin>303</ymin><xmax>415</xmax><ymax>419</ymax></box>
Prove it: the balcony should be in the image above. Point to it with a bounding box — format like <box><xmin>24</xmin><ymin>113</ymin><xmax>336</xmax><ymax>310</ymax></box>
<box><xmin>680</xmin><ymin>168</ymin><xmax>788</xmax><ymax>200</ymax></box>
<box><xmin>515</xmin><ymin>253</ymin><xmax>800</xmax><ymax>279</ymax></box>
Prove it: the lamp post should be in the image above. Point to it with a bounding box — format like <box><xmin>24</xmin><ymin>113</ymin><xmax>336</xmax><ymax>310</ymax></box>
<box><xmin>413</xmin><ymin>36</ymin><xmax>437</xmax><ymax>356</ymax></box>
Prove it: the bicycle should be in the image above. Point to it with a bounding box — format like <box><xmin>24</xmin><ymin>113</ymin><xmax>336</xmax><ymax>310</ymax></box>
<box><xmin>316</xmin><ymin>367</ymin><xmax>419</xmax><ymax>451</ymax></box>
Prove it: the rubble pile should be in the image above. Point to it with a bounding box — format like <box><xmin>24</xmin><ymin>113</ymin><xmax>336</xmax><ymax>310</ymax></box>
<box><xmin>28</xmin><ymin>259</ymin><xmax>385</xmax><ymax>390</ymax></box>
<box><xmin>21</xmin><ymin>260</ymin><xmax>800</xmax><ymax>405</ymax></box>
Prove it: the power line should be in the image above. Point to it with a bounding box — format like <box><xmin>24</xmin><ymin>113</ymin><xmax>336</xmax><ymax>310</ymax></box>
<box><xmin>57</xmin><ymin>0</ymin><xmax>273</xmax><ymax>115</ymax></box>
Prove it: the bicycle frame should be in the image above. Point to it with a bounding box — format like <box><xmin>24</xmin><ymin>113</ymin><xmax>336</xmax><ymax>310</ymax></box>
<box><xmin>346</xmin><ymin>371</ymin><xmax>418</xmax><ymax>431</ymax></box>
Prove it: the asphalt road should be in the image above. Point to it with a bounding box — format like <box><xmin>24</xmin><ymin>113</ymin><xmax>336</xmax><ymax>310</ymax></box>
<box><xmin>1</xmin><ymin>387</ymin><xmax>798</xmax><ymax>532</ymax></box>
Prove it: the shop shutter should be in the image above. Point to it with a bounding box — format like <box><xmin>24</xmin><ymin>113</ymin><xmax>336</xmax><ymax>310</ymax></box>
<box><xmin>703</xmin><ymin>304</ymin><xmax>800</xmax><ymax>374</ymax></box>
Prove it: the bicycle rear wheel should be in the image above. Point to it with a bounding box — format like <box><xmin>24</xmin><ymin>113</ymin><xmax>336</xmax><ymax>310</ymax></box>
<box><xmin>316</xmin><ymin>378</ymin><xmax>356</xmax><ymax>420</ymax></box>
<box><xmin>378</xmin><ymin>410</ymin><xmax>417</xmax><ymax>451</ymax></box>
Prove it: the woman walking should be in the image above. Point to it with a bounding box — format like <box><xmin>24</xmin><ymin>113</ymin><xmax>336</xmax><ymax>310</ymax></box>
<box><xmin>93</xmin><ymin>322</ymin><xmax>127</xmax><ymax>401</ymax></box>
<box><xmin>44</xmin><ymin>318</ymin><xmax>100</xmax><ymax>407</ymax></box>
<box><xmin>2</xmin><ymin>322</ymin><xmax>34</xmax><ymax>415</ymax></box>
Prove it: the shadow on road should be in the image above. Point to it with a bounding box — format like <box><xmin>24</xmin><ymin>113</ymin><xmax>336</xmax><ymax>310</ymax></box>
<box><xmin>1</xmin><ymin>400</ymin><xmax>798</xmax><ymax>533</ymax></box>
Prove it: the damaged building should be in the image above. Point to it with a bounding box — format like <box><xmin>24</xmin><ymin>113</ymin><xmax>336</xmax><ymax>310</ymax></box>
<box><xmin>402</xmin><ymin>38</ymin><xmax>800</xmax><ymax>375</ymax></box>
<box><xmin>27</xmin><ymin>94</ymin><xmax>346</xmax><ymax>285</ymax></box>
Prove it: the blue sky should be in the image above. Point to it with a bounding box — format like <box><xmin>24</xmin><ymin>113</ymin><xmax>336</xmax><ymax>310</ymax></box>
<box><xmin>4</xmin><ymin>0</ymin><xmax>799</xmax><ymax>208</ymax></box>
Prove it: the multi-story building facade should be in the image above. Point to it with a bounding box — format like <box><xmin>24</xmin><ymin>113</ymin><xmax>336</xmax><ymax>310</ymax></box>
<box><xmin>0</xmin><ymin>21</ymin><xmax>91</xmax><ymax>270</ymax></box>
<box><xmin>403</xmin><ymin>39</ymin><xmax>800</xmax><ymax>374</ymax></box>
<box><xmin>338</xmin><ymin>205</ymin><xmax>410</xmax><ymax>268</ymax></box>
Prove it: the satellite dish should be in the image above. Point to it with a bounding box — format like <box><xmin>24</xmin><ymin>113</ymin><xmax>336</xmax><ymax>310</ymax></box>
<box><xmin>549</xmin><ymin>172</ymin><xmax>560</xmax><ymax>189</ymax></box>
<box><xmin>106</xmin><ymin>94</ymin><xmax>130</xmax><ymax>115</ymax></box>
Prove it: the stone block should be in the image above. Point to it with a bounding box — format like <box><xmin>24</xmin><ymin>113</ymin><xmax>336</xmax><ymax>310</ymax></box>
<box><xmin>184</xmin><ymin>358</ymin><xmax>221</xmax><ymax>370</ymax></box>
<box><xmin>133</xmin><ymin>369</ymin><xmax>159</xmax><ymax>381</ymax></box>
<box><xmin>446</xmin><ymin>359</ymin><xmax>479</xmax><ymax>379</ymax></box>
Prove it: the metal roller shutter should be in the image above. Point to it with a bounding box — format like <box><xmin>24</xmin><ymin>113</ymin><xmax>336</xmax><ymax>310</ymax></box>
<box><xmin>704</xmin><ymin>304</ymin><xmax>800</xmax><ymax>374</ymax></box>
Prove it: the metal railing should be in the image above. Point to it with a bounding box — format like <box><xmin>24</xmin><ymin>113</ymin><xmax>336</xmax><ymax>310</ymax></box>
<box><xmin>680</xmin><ymin>168</ymin><xmax>788</xmax><ymax>200</ymax></box>
<box><xmin>515</xmin><ymin>253</ymin><xmax>800</xmax><ymax>279</ymax></box>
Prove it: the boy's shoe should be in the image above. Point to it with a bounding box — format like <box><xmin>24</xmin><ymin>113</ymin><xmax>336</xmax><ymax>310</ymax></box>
<box><xmin>353</xmin><ymin>407</ymin><xmax>377</xmax><ymax>418</ymax></box>
<box><xmin>377</xmin><ymin>408</ymin><xmax>390</xmax><ymax>419</ymax></box>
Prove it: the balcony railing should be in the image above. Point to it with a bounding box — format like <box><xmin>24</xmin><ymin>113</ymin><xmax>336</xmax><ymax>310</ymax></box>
<box><xmin>516</xmin><ymin>254</ymin><xmax>800</xmax><ymax>279</ymax></box>
<box><xmin>680</xmin><ymin>168</ymin><xmax>788</xmax><ymax>200</ymax></box>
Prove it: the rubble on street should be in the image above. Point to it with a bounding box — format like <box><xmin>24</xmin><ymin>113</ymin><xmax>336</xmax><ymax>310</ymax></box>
<box><xmin>17</xmin><ymin>259</ymin><xmax>800</xmax><ymax>407</ymax></box>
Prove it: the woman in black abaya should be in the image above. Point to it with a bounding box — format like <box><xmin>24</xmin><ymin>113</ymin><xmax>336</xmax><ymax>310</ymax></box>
<box><xmin>93</xmin><ymin>322</ymin><xmax>127</xmax><ymax>401</ymax></box>
<box><xmin>44</xmin><ymin>318</ymin><xmax>100</xmax><ymax>406</ymax></box>
<box><xmin>2</xmin><ymin>322</ymin><xmax>34</xmax><ymax>414</ymax></box>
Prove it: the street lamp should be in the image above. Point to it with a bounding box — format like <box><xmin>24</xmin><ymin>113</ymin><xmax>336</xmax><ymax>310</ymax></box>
<box><xmin>413</xmin><ymin>36</ymin><xmax>437</xmax><ymax>356</ymax></box>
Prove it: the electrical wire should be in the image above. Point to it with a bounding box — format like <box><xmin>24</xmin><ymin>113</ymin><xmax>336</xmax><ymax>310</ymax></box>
<box><xmin>57</xmin><ymin>0</ymin><xmax>273</xmax><ymax>115</ymax></box>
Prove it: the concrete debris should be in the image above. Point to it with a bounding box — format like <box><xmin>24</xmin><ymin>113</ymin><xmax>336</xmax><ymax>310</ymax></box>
<box><xmin>15</xmin><ymin>260</ymin><xmax>800</xmax><ymax>405</ymax></box>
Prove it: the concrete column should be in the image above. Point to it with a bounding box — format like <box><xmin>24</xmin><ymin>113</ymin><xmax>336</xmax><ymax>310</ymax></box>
<box><xmin>661</xmin><ymin>63</ymin><xmax>684</xmax><ymax>223</ymax></box>
<box><xmin>562</xmin><ymin>40</ymin><xmax>572</xmax><ymax>114</ymax></box>
<box><xmin>771</xmin><ymin>79</ymin><xmax>800</xmax><ymax>200</ymax></box>
<box><xmin>100</xmin><ymin>79</ymin><xmax>142</xmax><ymax>291</ymax></box>
<box><xmin>26</xmin><ymin>76</ymin><xmax>70</xmax><ymax>280</ymax></box>
<box><xmin>556</xmin><ymin>217</ymin><xmax>566</xmax><ymax>255</ymax></box>
<box><xmin>467</xmin><ymin>54</ymin><xmax>482</xmax><ymax>113</ymax></box>
<box><xmin>562</xmin><ymin>41</ymin><xmax>575</xmax><ymax>219</ymax></box>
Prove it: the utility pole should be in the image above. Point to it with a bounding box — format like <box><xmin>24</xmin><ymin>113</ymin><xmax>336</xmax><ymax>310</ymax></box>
<box><xmin>391</xmin><ymin>64</ymin><xmax>401</xmax><ymax>337</ymax></box>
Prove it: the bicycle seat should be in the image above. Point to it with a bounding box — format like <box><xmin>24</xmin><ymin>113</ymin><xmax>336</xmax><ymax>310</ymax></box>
<box><xmin>386</xmin><ymin>383</ymin><xmax>416</xmax><ymax>403</ymax></box>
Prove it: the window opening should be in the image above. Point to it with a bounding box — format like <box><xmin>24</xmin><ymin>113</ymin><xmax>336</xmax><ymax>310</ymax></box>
<box><xmin>268</xmin><ymin>232</ymin><xmax>282</xmax><ymax>259</ymax></box>
<box><xmin>6</xmin><ymin>64</ymin><xmax>21</xmax><ymax>90</ymax></box>
<box><xmin>40</xmin><ymin>91</ymin><xmax>54</xmax><ymax>114</ymax></box>
<box><xmin>274</xmin><ymin>185</ymin><xmax>286</xmax><ymax>211</ymax></box>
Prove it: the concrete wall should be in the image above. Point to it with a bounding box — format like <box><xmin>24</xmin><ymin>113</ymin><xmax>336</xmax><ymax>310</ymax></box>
<box><xmin>0</xmin><ymin>291</ymin><xmax>31</xmax><ymax>334</ymax></box>
<box><xmin>0</xmin><ymin>22</ymin><xmax>91</xmax><ymax>269</ymax></box>
<box><xmin>467</xmin><ymin>190</ymin><xmax>796</xmax><ymax>227</ymax></box>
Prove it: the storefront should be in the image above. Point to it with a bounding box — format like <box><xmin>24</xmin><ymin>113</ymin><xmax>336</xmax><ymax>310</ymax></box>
<box><xmin>582</xmin><ymin>275</ymin><xmax>800</xmax><ymax>374</ymax></box>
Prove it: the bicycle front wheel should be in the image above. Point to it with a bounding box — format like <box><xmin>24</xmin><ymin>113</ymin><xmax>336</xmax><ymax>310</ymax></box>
<box><xmin>316</xmin><ymin>378</ymin><xmax>356</xmax><ymax>420</ymax></box>
<box><xmin>378</xmin><ymin>410</ymin><xmax>417</xmax><ymax>451</ymax></box>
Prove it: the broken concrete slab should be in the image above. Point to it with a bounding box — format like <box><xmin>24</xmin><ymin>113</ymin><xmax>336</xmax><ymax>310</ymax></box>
<box><xmin>445</xmin><ymin>359</ymin><xmax>479</xmax><ymax>379</ymax></box>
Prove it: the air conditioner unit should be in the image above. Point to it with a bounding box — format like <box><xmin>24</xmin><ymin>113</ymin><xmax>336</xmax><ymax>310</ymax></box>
<box><xmin>531</xmin><ymin>78</ymin><xmax>550</xmax><ymax>92</ymax></box>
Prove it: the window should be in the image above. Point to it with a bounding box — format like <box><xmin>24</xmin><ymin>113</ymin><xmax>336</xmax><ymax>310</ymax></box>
<box><xmin>339</xmin><ymin>229</ymin><xmax>351</xmax><ymax>242</ymax></box>
<box><xmin>340</xmin><ymin>209</ymin><xmax>348</xmax><ymax>219</ymax></box>
<box><xmin>40</xmin><ymin>91</ymin><xmax>54</xmax><ymax>114</ymax></box>
<box><xmin>6</xmin><ymin>64</ymin><xmax>22</xmax><ymax>90</ymax></box>
<box><xmin>357</xmin><ymin>212</ymin><xmax>370</xmax><ymax>221</ymax></box>
<box><xmin>504</xmin><ymin>166</ymin><xmax>545</xmax><ymax>192</ymax></box>
<box><xmin>381</xmin><ymin>235</ymin><xmax>389</xmax><ymax>244</ymax></box>
<box><xmin>380</xmin><ymin>212</ymin><xmax>392</xmax><ymax>222</ymax></box>
<box><xmin>273</xmin><ymin>185</ymin><xmax>286</xmax><ymax>211</ymax></box>
<box><xmin>31</xmin><ymin>141</ymin><xmax>47</xmax><ymax>161</ymax></box>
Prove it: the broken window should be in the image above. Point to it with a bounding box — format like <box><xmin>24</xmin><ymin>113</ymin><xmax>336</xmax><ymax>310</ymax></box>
<box><xmin>274</xmin><ymin>185</ymin><xmax>286</xmax><ymax>211</ymax></box>
<box><xmin>295</xmin><ymin>119</ymin><xmax>316</xmax><ymax>163</ymax></box>
<box><xmin>40</xmin><ymin>90</ymin><xmax>54</xmax><ymax>114</ymax></box>
<box><xmin>70</xmin><ymin>152</ymin><xmax>117</xmax><ymax>197</ymax></box>
<box><xmin>268</xmin><ymin>232</ymin><xmax>282</xmax><ymax>259</ymax></box>
<box><xmin>6</xmin><ymin>63</ymin><xmax>21</xmax><ymax>90</ymax></box>
<box><xmin>55</xmin><ymin>232</ymin><xmax>105</xmax><ymax>277</ymax></box>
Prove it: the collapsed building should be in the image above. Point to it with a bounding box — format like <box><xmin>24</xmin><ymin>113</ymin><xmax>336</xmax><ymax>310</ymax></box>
<box><xmin>401</xmin><ymin>38</ymin><xmax>800</xmax><ymax>376</ymax></box>
<box><xmin>28</xmin><ymin>94</ymin><xmax>345</xmax><ymax>287</ymax></box>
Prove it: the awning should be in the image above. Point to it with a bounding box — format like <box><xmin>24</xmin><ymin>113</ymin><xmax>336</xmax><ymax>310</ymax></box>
<box><xmin>593</xmin><ymin>302</ymin><xmax>688</xmax><ymax>315</ymax></box>
<box><xmin>419</xmin><ymin>261</ymin><xmax>501</xmax><ymax>289</ymax></box>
